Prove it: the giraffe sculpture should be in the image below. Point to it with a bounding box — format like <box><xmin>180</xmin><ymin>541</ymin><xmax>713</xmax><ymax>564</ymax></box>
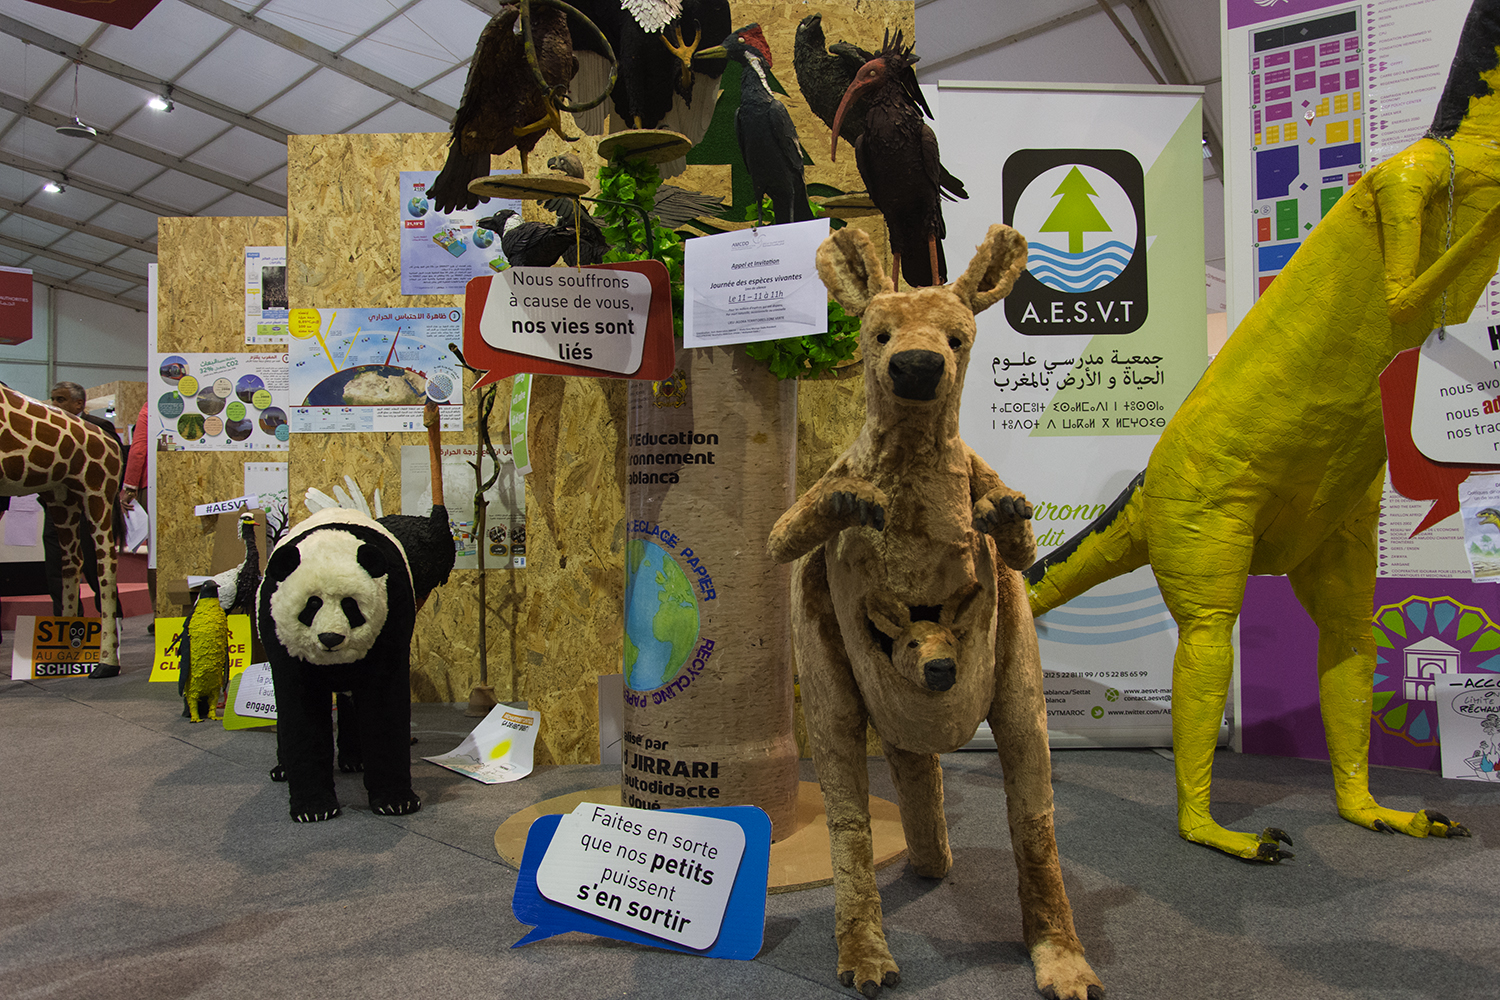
<box><xmin>1</xmin><ymin>386</ymin><xmax>124</xmax><ymax>671</ymax></box>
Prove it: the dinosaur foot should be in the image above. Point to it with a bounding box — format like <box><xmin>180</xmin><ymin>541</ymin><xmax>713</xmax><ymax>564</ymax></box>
<box><xmin>1340</xmin><ymin>804</ymin><xmax>1470</xmax><ymax>839</ymax></box>
<box><xmin>1031</xmin><ymin>938</ymin><xmax>1104</xmax><ymax>1000</ymax></box>
<box><xmin>1181</xmin><ymin>823</ymin><xmax>1294</xmax><ymax>863</ymax></box>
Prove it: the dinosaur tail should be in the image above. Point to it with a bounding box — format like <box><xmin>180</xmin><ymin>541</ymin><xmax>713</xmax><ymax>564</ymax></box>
<box><xmin>1024</xmin><ymin>470</ymin><xmax>1151</xmax><ymax>617</ymax></box>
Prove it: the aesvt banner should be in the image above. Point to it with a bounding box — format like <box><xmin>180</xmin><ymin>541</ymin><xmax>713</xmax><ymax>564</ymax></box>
<box><xmin>940</xmin><ymin>81</ymin><xmax>1208</xmax><ymax>746</ymax></box>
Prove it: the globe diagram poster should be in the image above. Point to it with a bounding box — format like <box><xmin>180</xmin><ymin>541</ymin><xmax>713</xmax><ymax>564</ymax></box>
<box><xmin>399</xmin><ymin>170</ymin><xmax>517</xmax><ymax>296</ymax></box>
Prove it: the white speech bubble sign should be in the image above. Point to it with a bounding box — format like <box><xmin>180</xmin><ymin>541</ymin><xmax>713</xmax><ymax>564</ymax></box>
<box><xmin>477</xmin><ymin>267</ymin><xmax>651</xmax><ymax>375</ymax></box>
<box><xmin>534</xmin><ymin>802</ymin><xmax>745</xmax><ymax>951</ymax></box>
<box><xmin>1412</xmin><ymin>319</ymin><xmax>1500</xmax><ymax>463</ymax></box>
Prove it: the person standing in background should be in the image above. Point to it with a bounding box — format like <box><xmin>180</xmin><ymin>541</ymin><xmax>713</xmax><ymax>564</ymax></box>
<box><xmin>120</xmin><ymin>399</ymin><xmax>156</xmax><ymax>631</ymax></box>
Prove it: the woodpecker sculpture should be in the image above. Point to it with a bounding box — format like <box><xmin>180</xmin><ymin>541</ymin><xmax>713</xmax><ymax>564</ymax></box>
<box><xmin>700</xmin><ymin>24</ymin><xmax>813</xmax><ymax>228</ymax></box>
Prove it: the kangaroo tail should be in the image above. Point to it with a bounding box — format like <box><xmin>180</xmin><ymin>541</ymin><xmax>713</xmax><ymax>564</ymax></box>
<box><xmin>1025</xmin><ymin>470</ymin><xmax>1151</xmax><ymax>617</ymax></box>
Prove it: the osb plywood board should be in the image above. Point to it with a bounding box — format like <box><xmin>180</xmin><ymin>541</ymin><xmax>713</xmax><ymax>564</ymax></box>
<box><xmin>154</xmin><ymin>216</ymin><xmax>288</xmax><ymax>616</ymax></box>
<box><xmin>273</xmin><ymin>0</ymin><xmax>917</xmax><ymax>764</ymax></box>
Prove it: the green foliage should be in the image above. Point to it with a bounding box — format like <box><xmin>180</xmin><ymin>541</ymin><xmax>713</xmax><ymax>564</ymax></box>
<box><xmin>594</xmin><ymin>165</ymin><xmax>860</xmax><ymax>378</ymax></box>
<box><xmin>595</xmin><ymin>157</ymin><xmax>686</xmax><ymax>335</ymax></box>
<box><xmin>734</xmin><ymin>197</ymin><xmax>861</xmax><ymax>380</ymax></box>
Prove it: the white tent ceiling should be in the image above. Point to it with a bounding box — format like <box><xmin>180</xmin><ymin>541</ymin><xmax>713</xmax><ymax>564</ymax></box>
<box><xmin>0</xmin><ymin>0</ymin><xmax>1224</xmax><ymax>313</ymax></box>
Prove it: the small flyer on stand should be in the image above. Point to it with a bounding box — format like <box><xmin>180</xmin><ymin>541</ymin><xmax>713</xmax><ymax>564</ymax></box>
<box><xmin>245</xmin><ymin>247</ymin><xmax>289</xmax><ymax>343</ymax></box>
<box><xmin>1435</xmin><ymin>673</ymin><xmax>1500</xmax><ymax>782</ymax></box>
<box><xmin>683</xmin><ymin>218</ymin><xmax>829</xmax><ymax>348</ymax></box>
<box><xmin>401</xmin><ymin>444</ymin><xmax>525</xmax><ymax>569</ymax></box>
<box><xmin>399</xmin><ymin>170</ymin><xmax>518</xmax><ymax>295</ymax></box>
<box><xmin>423</xmin><ymin>705</ymin><xmax>541</xmax><ymax>783</ymax></box>
<box><xmin>1458</xmin><ymin>472</ymin><xmax>1500</xmax><ymax>581</ymax></box>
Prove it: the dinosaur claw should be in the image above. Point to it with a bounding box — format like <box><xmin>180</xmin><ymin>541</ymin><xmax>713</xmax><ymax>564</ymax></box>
<box><xmin>1263</xmin><ymin>827</ymin><xmax>1293</xmax><ymax>847</ymax></box>
<box><xmin>1254</xmin><ymin>841</ymin><xmax>1293</xmax><ymax>862</ymax></box>
<box><xmin>1373</xmin><ymin>819</ymin><xmax>1397</xmax><ymax>834</ymax></box>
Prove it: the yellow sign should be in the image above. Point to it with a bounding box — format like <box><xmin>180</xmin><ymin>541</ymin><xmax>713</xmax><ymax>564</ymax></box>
<box><xmin>150</xmin><ymin>614</ymin><xmax>253</xmax><ymax>683</ymax></box>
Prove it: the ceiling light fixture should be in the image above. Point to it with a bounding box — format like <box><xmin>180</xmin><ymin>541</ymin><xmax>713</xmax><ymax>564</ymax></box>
<box><xmin>55</xmin><ymin>62</ymin><xmax>99</xmax><ymax>139</ymax></box>
<box><xmin>43</xmin><ymin>181</ymin><xmax>64</xmax><ymax>193</ymax></box>
<box><xmin>149</xmin><ymin>87</ymin><xmax>174</xmax><ymax>112</ymax></box>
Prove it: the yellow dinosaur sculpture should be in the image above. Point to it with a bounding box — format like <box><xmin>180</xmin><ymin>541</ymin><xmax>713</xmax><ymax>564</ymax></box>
<box><xmin>1027</xmin><ymin>0</ymin><xmax>1500</xmax><ymax>861</ymax></box>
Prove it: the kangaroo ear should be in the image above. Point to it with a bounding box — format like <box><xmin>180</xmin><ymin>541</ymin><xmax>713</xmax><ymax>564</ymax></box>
<box><xmin>816</xmin><ymin>227</ymin><xmax>893</xmax><ymax>317</ymax></box>
<box><xmin>865</xmin><ymin>590</ymin><xmax>909</xmax><ymax>639</ymax></box>
<box><xmin>941</xmin><ymin>580</ymin><xmax>985</xmax><ymax>626</ymax></box>
<box><xmin>951</xmin><ymin>225</ymin><xmax>1028</xmax><ymax>316</ymax></box>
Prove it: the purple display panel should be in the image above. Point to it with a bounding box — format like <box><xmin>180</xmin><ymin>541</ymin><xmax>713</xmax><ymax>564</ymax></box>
<box><xmin>1229</xmin><ymin>0</ymin><xmax>1356</xmax><ymax>30</ymax></box>
<box><xmin>1241</xmin><ymin>576</ymin><xmax>1500</xmax><ymax>771</ymax></box>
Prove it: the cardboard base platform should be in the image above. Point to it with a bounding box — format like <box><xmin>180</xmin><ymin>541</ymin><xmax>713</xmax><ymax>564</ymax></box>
<box><xmin>494</xmin><ymin>781</ymin><xmax>907</xmax><ymax>893</ymax></box>
<box><xmin>467</xmin><ymin>173</ymin><xmax>590</xmax><ymax>202</ymax></box>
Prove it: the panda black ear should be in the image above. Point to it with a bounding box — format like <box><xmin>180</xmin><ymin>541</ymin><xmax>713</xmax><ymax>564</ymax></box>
<box><xmin>357</xmin><ymin>543</ymin><xmax>388</xmax><ymax>579</ymax></box>
<box><xmin>267</xmin><ymin>543</ymin><xmax>301</xmax><ymax>580</ymax></box>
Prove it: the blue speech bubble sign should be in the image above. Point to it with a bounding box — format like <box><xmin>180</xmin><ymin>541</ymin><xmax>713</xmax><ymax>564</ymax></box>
<box><xmin>512</xmin><ymin>804</ymin><xmax>770</xmax><ymax>959</ymax></box>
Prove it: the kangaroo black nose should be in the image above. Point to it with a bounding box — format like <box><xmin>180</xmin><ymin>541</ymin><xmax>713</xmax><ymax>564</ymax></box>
<box><xmin>319</xmin><ymin>632</ymin><xmax>346</xmax><ymax>649</ymax></box>
<box><xmin>888</xmin><ymin>350</ymin><xmax>944</xmax><ymax>400</ymax></box>
<box><xmin>924</xmin><ymin>657</ymin><xmax>956</xmax><ymax>692</ymax></box>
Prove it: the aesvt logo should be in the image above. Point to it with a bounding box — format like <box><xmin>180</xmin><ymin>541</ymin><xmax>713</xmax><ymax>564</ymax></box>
<box><xmin>1002</xmin><ymin>149</ymin><xmax>1148</xmax><ymax>336</ymax></box>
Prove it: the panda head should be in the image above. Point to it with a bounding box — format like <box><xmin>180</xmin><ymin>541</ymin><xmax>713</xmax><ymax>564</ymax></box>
<box><xmin>266</xmin><ymin>526</ymin><xmax>392</xmax><ymax>665</ymax></box>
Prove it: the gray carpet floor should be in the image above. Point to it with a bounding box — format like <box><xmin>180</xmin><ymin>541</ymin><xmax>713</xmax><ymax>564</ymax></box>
<box><xmin>2</xmin><ymin>615</ymin><xmax>1495</xmax><ymax>1000</ymax></box>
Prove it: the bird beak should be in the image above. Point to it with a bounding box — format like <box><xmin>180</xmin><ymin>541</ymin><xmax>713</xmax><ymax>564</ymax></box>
<box><xmin>696</xmin><ymin>44</ymin><xmax>727</xmax><ymax>59</ymax></box>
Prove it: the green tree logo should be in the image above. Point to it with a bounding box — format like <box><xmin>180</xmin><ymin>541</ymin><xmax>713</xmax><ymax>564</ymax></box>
<box><xmin>1039</xmin><ymin>166</ymin><xmax>1112</xmax><ymax>253</ymax></box>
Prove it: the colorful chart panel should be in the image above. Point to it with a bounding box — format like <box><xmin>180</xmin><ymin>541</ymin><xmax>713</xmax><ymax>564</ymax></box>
<box><xmin>1248</xmin><ymin>7</ymin><xmax>1365</xmax><ymax>301</ymax></box>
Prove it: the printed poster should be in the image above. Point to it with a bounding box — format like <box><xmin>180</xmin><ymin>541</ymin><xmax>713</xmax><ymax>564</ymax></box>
<box><xmin>1223</xmin><ymin>0</ymin><xmax>1500</xmax><ymax>769</ymax></box>
<box><xmin>401</xmin><ymin>444</ymin><xmax>525</xmax><ymax>570</ymax></box>
<box><xmin>245</xmin><ymin>246</ymin><xmax>288</xmax><ymax>343</ymax></box>
<box><xmin>400</xmin><ymin>170</ymin><xmax>518</xmax><ymax>295</ymax></box>
<box><xmin>150</xmin><ymin>352</ymin><xmax>290</xmax><ymax>451</ymax></box>
<box><xmin>288</xmin><ymin>307</ymin><xmax>464</xmax><ymax>433</ymax></box>
<box><xmin>940</xmin><ymin>80</ymin><xmax>1207</xmax><ymax>746</ymax></box>
<box><xmin>1435</xmin><ymin>672</ymin><xmax>1500</xmax><ymax>781</ymax></box>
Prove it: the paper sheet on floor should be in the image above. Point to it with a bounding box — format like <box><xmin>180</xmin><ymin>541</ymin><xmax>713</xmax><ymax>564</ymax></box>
<box><xmin>423</xmin><ymin>704</ymin><xmax>540</xmax><ymax>783</ymax></box>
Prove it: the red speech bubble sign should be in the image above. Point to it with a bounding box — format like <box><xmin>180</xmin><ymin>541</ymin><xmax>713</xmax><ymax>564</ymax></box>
<box><xmin>463</xmin><ymin>260</ymin><xmax>677</xmax><ymax>388</ymax></box>
<box><xmin>1380</xmin><ymin>347</ymin><xmax>1500</xmax><ymax>536</ymax></box>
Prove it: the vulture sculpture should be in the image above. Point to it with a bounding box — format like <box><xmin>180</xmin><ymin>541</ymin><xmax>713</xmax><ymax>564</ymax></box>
<box><xmin>430</xmin><ymin>1</ymin><xmax>579</xmax><ymax>214</ymax></box>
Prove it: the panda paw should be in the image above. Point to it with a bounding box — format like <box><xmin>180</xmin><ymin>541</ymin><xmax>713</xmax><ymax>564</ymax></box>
<box><xmin>269</xmin><ymin>764</ymin><xmax>287</xmax><ymax>782</ymax></box>
<box><xmin>291</xmin><ymin>806</ymin><xmax>341</xmax><ymax>823</ymax></box>
<box><xmin>338</xmin><ymin>756</ymin><xmax>364</xmax><ymax>773</ymax></box>
<box><xmin>371</xmin><ymin>794</ymin><xmax>421</xmax><ymax>817</ymax></box>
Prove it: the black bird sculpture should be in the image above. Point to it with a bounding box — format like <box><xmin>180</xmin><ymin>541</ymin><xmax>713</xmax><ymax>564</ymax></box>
<box><xmin>542</xmin><ymin>197</ymin><xmax>610</xmax><ymax>265</ymax></box>
<box><xmin>479</xmin><ymin>209</ymin><xmax>579</xmax><ymax>268</ymax></box>
<box><xmin>699</xmin><ymin>24</ymin><xmax>813</xmax><ymax>228</ymax></box>
<box><xmin>832</xmin><ymin>31</ymin><xmax>951</xmax><ymax>287</ymax></box>
<box><xmin>568</xmin><ymin>0</ymin><xmax>731</xmax><ymax>143</ymax></box>
<box><xmin>794</xmin><ymin>14</ymin><xmax>966</xmax><ymax>203</ymax></box>
<box><xmin>430</xmin><ymin>1</ymin><xmax>579</xmax><ymax>214</ymax></box>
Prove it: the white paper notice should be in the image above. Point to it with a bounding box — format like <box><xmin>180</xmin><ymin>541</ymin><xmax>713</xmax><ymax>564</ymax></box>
<box><xmin>684</xmin><ymin>218</ymin><xmax>829</xmax><ymax>347</ymax></box>
<box><xmin>1457</xmin><ymin>473</ymin><xmax>1500</xmax><ymax>582</ymax></box>
<box><xmin>1411</xmin><ymin>319</ymin><xmax>1500</xmax><ymax>463</ymax></box>
<box><xmin>534</xmin><ymin>802</ymin><xmax>745</xmax><ymax>951</ymax></box>
<box><xmin>231</xmin><ymin>662</ymin><xmax>277</xmax><ymax>720</ymax></box>
<box><xmin>423</xmin><ymin>704</ymin><xmax>540</xmax><ymax>783</ymax></box>
<box><xmin>476</xmin><ymin>267</ymin><xmax>652</xmax><ymax>375</ymax></box>
<box><xmin>1435</xmin><ymin>673</ymin><xmax>1500</xmax><ymax>782</ymax></box>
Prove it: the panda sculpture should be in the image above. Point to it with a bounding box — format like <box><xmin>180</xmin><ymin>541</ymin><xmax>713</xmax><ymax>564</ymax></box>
<box><xmin>258</xmin><ymin>507</ymin><xmax>421</xmax><ymax>822</ymax></box>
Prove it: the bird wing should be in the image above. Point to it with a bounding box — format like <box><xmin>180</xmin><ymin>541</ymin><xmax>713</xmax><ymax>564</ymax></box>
<box><xmin>452</xmin><ymin>8</ymin><xmax>522</xmax><ymax>142</ymax></box>
<box><xmin>652</xmin><ymin>185</ymin><xmax>725</xmax><ymax>228</ymax></box>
